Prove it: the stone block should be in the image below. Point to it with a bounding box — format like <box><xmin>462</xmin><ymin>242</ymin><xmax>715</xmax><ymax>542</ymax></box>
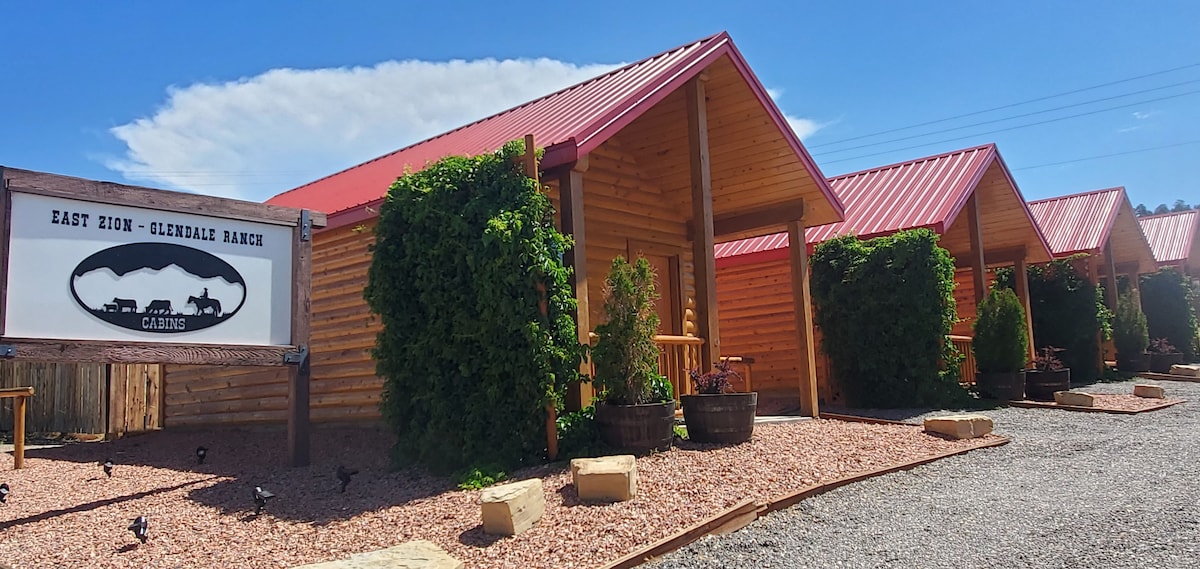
<box><xmin>922</xmin><ymin>414</ymin><xmax>993</xmax><ymax>439</ymax></box>
<box><xmin>480</xmin><ymin>478</ymin><xmax>544</xmax><ymax>536</ymax></box>
<box><xmin>291</xmin><ymin>540</ymin><xmax>463</xmax><ymax>569</ymax></box>
<box><xmin>1169</xmin><ymin>364</ymin><xmax>1200</xmax><ymax>377</ymax></box>
<box><xmin>1054</xmin><ymin>391</ymin><xmax>1095</xmax><ymax>407</ymax></box>
<box><xmin>570</xmin><ymin>455</ymin><xmax>637</xmax><ymax>502</ymax></box>
<box><xmin>1133</xmin><ymin>384</ymin><xmax>1166</xmax><ymax>399</ymax></box>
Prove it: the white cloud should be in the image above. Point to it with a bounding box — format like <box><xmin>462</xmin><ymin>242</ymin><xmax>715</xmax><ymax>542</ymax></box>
<box><xmin>1132</xmin><ymin>110</ymin><xmax>1156</xmax><ymax>120</ymax></box>
<box><xmin>765</xmin><ymin>87</ymin><xmax>824</xmax><ymax>141</ymax></box>
<box><xmin>106</xmin><ymin>59</ymin><xmax>620</xmax><ymax>201</ymax></box>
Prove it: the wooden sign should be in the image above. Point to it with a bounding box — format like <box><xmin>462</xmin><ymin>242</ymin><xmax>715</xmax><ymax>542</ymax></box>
<box><xmin>0</xmin><ymin>166</ymin><xmax>326</xmax><ymax>466</ymax></box>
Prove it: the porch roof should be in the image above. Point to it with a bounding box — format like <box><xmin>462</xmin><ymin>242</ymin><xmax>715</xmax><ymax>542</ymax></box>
<box><xmin>1027</xmin><ymin>187</ymin><xmax>1158</xmax><ymax>274</ymax></box>
<box><xmin>1138</xmin><ymin>209</ymin><xmax>1200</xmax><ymax>266</ymax></box>
<box><xmin>266</xmin><ymin>32</ymin><xmax>844</xmax><ymax>231</ymax></box>
<box><xmin>714</xmin><ymin>143</ymin><xmax>1051</xmax><ymax>267</ymax></box>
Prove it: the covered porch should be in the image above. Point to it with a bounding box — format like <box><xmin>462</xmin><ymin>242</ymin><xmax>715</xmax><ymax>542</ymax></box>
<box><xmin>536</xmin><ymin>37</ymin><xmax>844</xmax><ymax>416</ymax></box>
<box><xmin>1028</xmin><ymin>187</ymin><xmax>1158</xmax><ymax>365</ymax></box>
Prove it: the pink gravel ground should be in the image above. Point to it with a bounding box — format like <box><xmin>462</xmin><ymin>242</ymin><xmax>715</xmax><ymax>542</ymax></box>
<box><xmin>0</xmin><ymin>420</ymin><xmax>1000</xmax><ymax>569</ymax></box>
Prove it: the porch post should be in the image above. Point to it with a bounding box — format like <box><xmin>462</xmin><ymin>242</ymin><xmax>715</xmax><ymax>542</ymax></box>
<box><xmin>559</xmin><ymin>158</ymin><xmax>593</xmax><ymax>411</ymax></box>
<box><xmin>687</xmin><ymin>76</ymin><xmax>719</xmax><ymax>368</ymax></box>
<box><xmin>1088</xmin><ymin>254</ymin><xmax>1106</xmax><ymax>370</ymax></box>
<box><xmin>788</xmin><ymin>220</ymin><xmax>819</xmax><ymax>417</ymax></box>
<box><xmin>1103</xmin><ymin>238</ymin><xmax>1119</xmax><ymax>308</ymax></box>
<box><xmin>1013</xmin><ymin>256</ymin><xmax>1036</xmax><ymax>363</ymax></box>
<box><xmin>966</xmin><ymin>193</ymin><xmax>987</xmax><ymax>306</ymax></box>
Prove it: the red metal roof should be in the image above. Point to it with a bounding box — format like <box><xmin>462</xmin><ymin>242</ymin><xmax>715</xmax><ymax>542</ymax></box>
<box><xmin>715</xmin><ymin>144</ymin><xmax>1046</xmax><ymax>265</ymax></box>
<box><xmin>1026</xmin><ymin>188</ymin><xmax>1125</xmax><ymax>256</ymax></box>
<box><xmin>267</xmin><ymin>32</ymin><xmax>842</xmax><ymax>229</ymax></box>
<box><xmin>1139</xmin><ymin>210</ymin><xmax>1199</xmax><ymax>265</ymax></box>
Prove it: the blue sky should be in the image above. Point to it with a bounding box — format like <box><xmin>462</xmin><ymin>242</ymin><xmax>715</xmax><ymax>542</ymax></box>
<box><xmin>2</xmin><ymin>1</ymin><xmax>1197</xmax><ymax>209</ymax></box>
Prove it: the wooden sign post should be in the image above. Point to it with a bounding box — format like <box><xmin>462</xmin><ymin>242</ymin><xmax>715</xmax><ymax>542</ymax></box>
<box><xmin>1</xmin><ymin>386</ymin><xmax>33</xmax><ymax>469</ymax></box>
<box><xmin>0</xmin><ymin>167</ymin><xmax>324</xmax><ymax>467</ymax></box>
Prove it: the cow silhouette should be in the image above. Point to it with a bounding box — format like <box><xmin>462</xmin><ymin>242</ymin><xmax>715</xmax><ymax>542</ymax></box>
<box><xmin>112</xmin><ymin>298</ymin><xmax>136</xmax><ymax>313</ymax></box>
<box><xmin>145</xmin><ymin>300</ymin><xmax>172</xmax><ymax>315</ymax></box>
<box><xmin>187</xmin><ymin>295</ymin><xmax>221</xmax><ymax>316</ymax></box>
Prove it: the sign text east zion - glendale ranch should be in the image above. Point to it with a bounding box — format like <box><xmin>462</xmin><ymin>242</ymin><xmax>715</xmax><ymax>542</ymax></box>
<box><xmin>5</xmin><ymin>192</ymin><xmax>293</xmax><ymax>346</ymax></box>
<box><xmin>51</xmin><ymin>208</ymin><xmax>267</xmax><ymax>247</ymax></box>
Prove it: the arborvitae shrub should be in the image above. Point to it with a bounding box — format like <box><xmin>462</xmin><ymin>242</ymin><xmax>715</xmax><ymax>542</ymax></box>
<box><xmin>810</xmin><ymin>229</ymin><xmax>963</xmax><ymax>408</ymax></box>
<box><xmin>973</xmin><ymin>287</ymin><xmax>1029</xmax><ymax>373</ymax></box>
<box><xmin>1139</xmin><ymin>269</ymin><xmax>1199</xmax><ymax>360</ymax></box>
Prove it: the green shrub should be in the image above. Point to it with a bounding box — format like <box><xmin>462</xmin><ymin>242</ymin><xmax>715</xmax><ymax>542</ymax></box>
<box><xmin>591</xmin><ymin>256</ymin><xmax>669</xmax><ymax>405</ymax></box>
<box><xmin>1112</xmin><ymin>289</ymin><xmax>1149</xmax><ymax>357</ymax></box>
<box><xmin>973</xmin><ymin>287</ymin><xmax>1029</xmax><ymax>373</ymax></box>
<box><xmin>809</xmin><ymin>229</ymin><xmax>964</xmax><ymax>408</ymax></box>
<box><xmin>456</xmin><ymin>467</ymin><xmax>508</xmax><ymax>490</ymax></box>
<box><xmin>555</xmin><ymin>405</ymin><xmax>604</xmax><ymax>459</ymax></box>
<box><xmin>364</xmin><ymin>139</ymin><xmax>582</xmax><ymax>475</ymax></box>
<box><xmin>995</xmin><ymin>255</ymin><xmax>1111</xmax><ymax>382</ymax></box>
<box><xmin>1140</xmin><ymin>269</ymin><xmax>1199</xmax><ymax>360</ymax></box>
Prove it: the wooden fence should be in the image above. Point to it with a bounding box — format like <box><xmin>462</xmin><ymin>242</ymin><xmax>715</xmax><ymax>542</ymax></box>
<box><xmin>0</xmin><ymin>361</ymin><xmax>161</xmax><ymax>436</ymax></box>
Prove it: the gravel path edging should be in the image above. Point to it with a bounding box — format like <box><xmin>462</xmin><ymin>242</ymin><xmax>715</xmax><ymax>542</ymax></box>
<box><xmin>600</xmin><ymin>435</ymin><xmax>1010</xmax><ymax>569</ymax></box>
<box><xmin>1007</xmin><ymin>398</ymin><xmax>1186</xmax><ymax>414</ymax></box>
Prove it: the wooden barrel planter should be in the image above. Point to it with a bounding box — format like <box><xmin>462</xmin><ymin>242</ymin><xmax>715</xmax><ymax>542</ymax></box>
<box><xmin>680</xmin><ymin>392</ymin><xmax>758</xmax><ymax>444</ymax></box>
<box><xmin>1025</xmin><ymin>369</ymin><xmax>1070</xmax><ymax>401</ymax></box>
<box><xmin>595</xmin><ymin>401</ymin><xmax>675</xmax><ymax>453</ymax></box>
<box><xmin>1116</xmin><ymin>353</ymin><xmax>1149</xmax><ymax>373</ymax></box>
<box><xmin>975</xmin><ymin>371</ymin><xmax>1025</xmax><ymax>401</ymax></box>
<box><xmin>1150</xmin><ymin>353</ymin><xmax>1185</xmax><ymax>373</ymax></box>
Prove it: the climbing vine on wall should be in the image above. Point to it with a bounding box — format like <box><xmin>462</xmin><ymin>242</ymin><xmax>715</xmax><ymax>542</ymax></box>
<box><xmin>1139</xmin><ymin>268</ymin><xmax>1199</xmax><ymax>360</ymax></box>
<box><xmin>809</xmin><ymin>229</ymin><xmax>963</xmax><ymax>408</ymax></box>
<box><xmin>995</xmin><ymin>255</ymin><xmax>1111</xmax><ymax>383</ymax></box>
<box><xmin>364</xmin><ymin>139</ymin><xmax>582</xmax><ymax>475</ymax></box>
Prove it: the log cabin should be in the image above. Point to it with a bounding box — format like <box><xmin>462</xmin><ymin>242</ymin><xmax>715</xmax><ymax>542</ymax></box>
<box><xmin>1027</xmin><ymin>187</ymin><xmax>1159</xmax><ymax>364</ymax></box>
<box><xmin>162</xmin><ymin>31</ymin><xmax>847</xmax><ymax>426</ymax></box>
<box><xmin>714</xmin><ymin>144</ymin><xmax>1052</xmax><ymax>408</ymax></box>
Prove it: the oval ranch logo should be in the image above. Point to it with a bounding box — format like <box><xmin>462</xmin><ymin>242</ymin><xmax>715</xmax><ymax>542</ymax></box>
<box><xmin>70</xmin><ymin>242</ymin><xmax>247</xmax><ymax>333</ymax></box>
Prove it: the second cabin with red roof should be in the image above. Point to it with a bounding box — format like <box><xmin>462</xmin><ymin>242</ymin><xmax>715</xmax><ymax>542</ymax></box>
<box><xmin>714</xmin><ymin>143</ymin><xmax>1052</xmax><ymax>408</ymax></box>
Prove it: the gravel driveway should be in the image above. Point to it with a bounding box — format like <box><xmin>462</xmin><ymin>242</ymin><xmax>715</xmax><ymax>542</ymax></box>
<box><xmin>652</xmin><ymin>379</ymin><xmax>1200</xmax><ymax>569</ymax></box>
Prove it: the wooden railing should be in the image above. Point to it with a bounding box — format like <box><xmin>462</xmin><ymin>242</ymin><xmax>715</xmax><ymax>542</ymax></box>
<box><xmin>653</xmin><ymin>335</ymin><xmax>705</xmax><ymax>401</ymax></box>
<box><xmin>950</xmin><ymin>335</ymin><xmax>977</xmax><ymax>385</ymax></box>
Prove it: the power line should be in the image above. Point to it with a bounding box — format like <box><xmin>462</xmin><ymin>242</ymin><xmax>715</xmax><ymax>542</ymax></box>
<box><xmin>809</xmin><ymin>61</ymin><xmax>1200</xmax><ymax>148</ymax></box>
<box><xmin>819</xmin><ymin>88</ymin><xmax>1200</xmax><ymax>165</ymax></box>
<box><xmin>812</xmin><ymin>78</ymin><xmax>1200</xmax><ymax>156</ymax></box>
<box><xmin>1012</xmin><ymin>140</ymin><xmax>1200</xmax><ymax>171</ymax></box>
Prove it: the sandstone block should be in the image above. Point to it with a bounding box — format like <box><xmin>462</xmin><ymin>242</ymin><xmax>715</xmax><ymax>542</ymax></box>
<box><xmin>1054</xmin><ymin>391</ymin><xmax>1095</xmax><ymax>407</ymax></box>
<box><xmin>1133</xmin><ymin>384</ymin><xmax>1166</xmax><ymax>399</ymax></box>
<box><xmin>291</xmin><ymin>540</ymin><xmax>463</xmax><ymax>569</ymax></box>
<box><xmin>480</xmin><ymin>478</ymin><xmax>544</xmax><ymax>536</ymax></box>
<box><xmin>922</xmin><ymin>414</ymin><xmax>993</xmax><ymax>439</ymax></box>
<box><xmin>1169</xmin><ymin>364</ymin><xmax>1200</xmax><ymax>377</ymax></box>
<box><xmin>571</xmin><ymin>455</ymin><xmax>637</xmax><ymax>502</ymax></box>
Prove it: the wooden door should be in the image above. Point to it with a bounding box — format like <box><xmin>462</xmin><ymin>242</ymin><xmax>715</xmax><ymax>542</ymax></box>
<box><xmin>626</xmin><ymin>241</ymin><xmax>682</xmax><ymax>335</ymax></box>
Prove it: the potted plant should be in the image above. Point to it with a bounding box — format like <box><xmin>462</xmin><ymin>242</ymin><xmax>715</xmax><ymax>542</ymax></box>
<box><xmin>1025</xmin><ymin>346</ymin><xmax>1070</xmax><ymax>401</ymax></box>
<box><xmin>1113</xmin><ymin>290</ymin><xmax>1150</xmax><ymax>372</ymax></box>
<box><xmin>972</xmin><ymin>288</ymin><xmax>1029</xmax><ymax>401</ymax></box>
<box><xmin>591</xmin><ymin>256</ymin><xmax>675</xmax><ymax>453</ymax></box>
<box><xmin>680</xmin><ymin>359</ymin><xmax>757</xmax><ymax>444</ymax></box>
<box><xmin>1148</xmin><ymin>338</ymin><xmax>1185</xmax><ymax>373</ymax></box>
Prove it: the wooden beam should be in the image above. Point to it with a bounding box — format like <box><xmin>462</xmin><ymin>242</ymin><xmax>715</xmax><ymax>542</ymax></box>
<box><xmin>288</xmin><ymin>211</ymin><xmax>314</xmax><ymax>467</ymax></box>
<box><xmin>788</xmin><ymin>221</ymin><xmax>819</xmax><ymax>418</ymax></box>
<box><xmin>4</xmin><ymin>168</ymin><xmax>327</xmax><ymax>227</ymax></box>
<box><xmin>0</xmin><ymin>339</ymin><xmax>294</xmax><ymax>366</ymax></box>
<box><xmin>13</xmin><ymin>392</ymin><xmax>26</xmax><ymax>469</ymax></box>
<box><xmin>953</xmin><ymin>246</ymin><xmax>1028</xmax><ymax>269</ymax></box>
<box><xmin>687</xmin><ymin>77</ymin><xmax>719</xmax><ymax>368</ymax></box>
<box><xmin>559</xmin><ymin>161</ymin><xmax>593</xmax><ymax>411</ymax></box>
<box><xmin>1013</xmin><ymin>256</ymin><xmax>1037</xmax><ymax>363</ymax></box>
<box><xmin>687</xmin><ymin>198</ymin><xmax>805</xmax><ymax>240</ymax></box>
<box><xmin>966</xmin><ymin>194</ymin><xmax>987</xmax><ymax>306</ymax></box>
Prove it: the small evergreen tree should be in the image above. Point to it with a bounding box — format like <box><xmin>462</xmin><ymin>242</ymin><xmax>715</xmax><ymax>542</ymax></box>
<box><xmin>591</xmin><ymin>256</ymin><xmax>667</xmax><ymax>405</ymax></box>
<box><xmin>1112</xmin><ymin>290</ymin><xmax>1149</xmax><ymax>358</ymax></box>
<box><xmin>973</xmin><ymin>288</ymin><xmax>1029</xmax><ymax>373</ymax></box>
